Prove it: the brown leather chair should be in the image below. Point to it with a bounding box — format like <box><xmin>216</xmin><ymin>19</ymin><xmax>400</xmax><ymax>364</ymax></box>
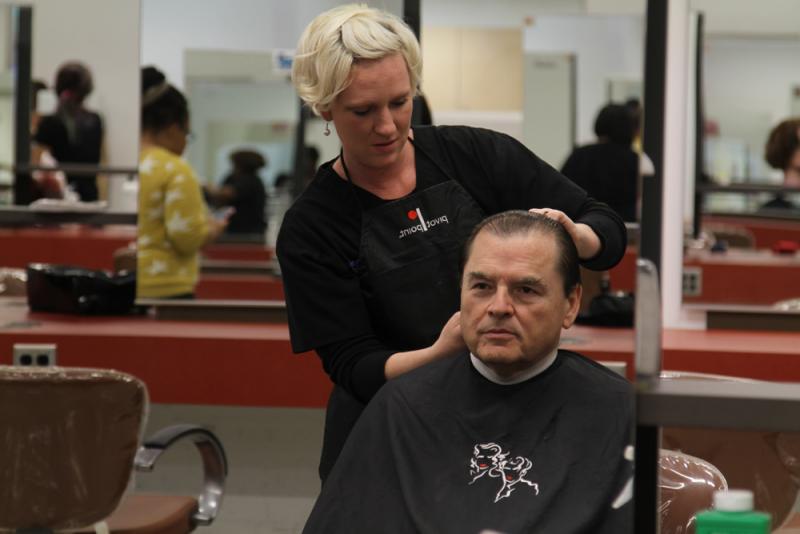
<box><xmin>113</xmin><ymin>245</ymin><xmax>137</xmax><ymax>274</ymax></box>
<box><xmin>0</xmin><ymin>366</ymin><xmax>227</xmax><ymax>533</ymax></box>
<box><xmin>659</xmin><ymin>449</ymin><xmax>728</xmax><ymax>534</ymax></box>
<box><xmin>661</xmin><ymin>371</ymin><xmax>800</xmax><ymax>533</ymax></box>
<box><xmin>0</xmin><ymin>268</ymin><xmax>27</xmax><ymax>296</ymax></box>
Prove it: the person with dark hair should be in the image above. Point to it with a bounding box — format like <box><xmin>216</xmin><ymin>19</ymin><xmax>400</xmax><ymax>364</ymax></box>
<box><xmin>560</xmin><ymin>103</ymin><xmax>640</xmax><ymax>222</ymax></box>
<box><xmin>205</xmin><ymin>149</ymin><xmax>268</xmax><ymax>235</ymax></box>
<box><xmin>761</xmin><ymin>118</ymin><xmax>800</xmax><ymax>211</ymax></box>
<box><xmin>137</xmin><ymin>65</ymin><xmax>227</xmax><ymax>299</ymax></box>
<box><xmin>278</xmin><ymin>5</ymin><xmax>627</xmax><ymax>480</ymax></box>
<box><xmin>303</xmin><ymin>211</ymin><xmax>633</xmax><ymax>534</ymax></box>
<box><xmin>32</xmin><ymin>61</ymin><xmax>103</xmax><ymax>201</ymax></box>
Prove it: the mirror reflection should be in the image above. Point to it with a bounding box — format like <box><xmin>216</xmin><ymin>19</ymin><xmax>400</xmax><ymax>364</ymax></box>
<box><xmin>1</xmin><ymin>1</ymin><xmax>140</xmax><ymax>210</ymax></box>
<box><xmin>684</xmin><ymin>0</ymin><xmax>800</xmax><ymax>309</ymax></box>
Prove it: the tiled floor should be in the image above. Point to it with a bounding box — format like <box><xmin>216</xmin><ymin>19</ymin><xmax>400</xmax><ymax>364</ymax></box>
<box><xmin>134</xmin><ymin>404</ymin><xmax>325</xmax><ymax>533</ymax></box>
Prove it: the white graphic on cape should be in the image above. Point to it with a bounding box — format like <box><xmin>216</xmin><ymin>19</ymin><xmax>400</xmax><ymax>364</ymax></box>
<box><xmin>469</xmin><ymin>442</ymin><xmax>539</xmax><ymax>503</ymax></box>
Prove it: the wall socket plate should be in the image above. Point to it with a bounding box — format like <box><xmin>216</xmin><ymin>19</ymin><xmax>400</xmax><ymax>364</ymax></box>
<box><xmin>13</xmin><ymin>343</ymin><xmax>58</xmax><ymax>367</ymax></box>
<box><xmin>682</xmin><ymin>267</ymin><xmax>703</xmax><ymax>297</ymax></box>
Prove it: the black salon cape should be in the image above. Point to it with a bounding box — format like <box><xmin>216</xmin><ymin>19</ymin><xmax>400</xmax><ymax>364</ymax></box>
<box><xmin>303</xmin><ymin>350</ymin><xmax>633</xmax><ymax>534</ymax></box>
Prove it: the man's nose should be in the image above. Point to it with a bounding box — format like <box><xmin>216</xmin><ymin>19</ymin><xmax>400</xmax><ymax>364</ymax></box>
<box><xmin>488</xmin><ymin>287</ymin><xmax>513</xmax><ymax>316</ymax></box>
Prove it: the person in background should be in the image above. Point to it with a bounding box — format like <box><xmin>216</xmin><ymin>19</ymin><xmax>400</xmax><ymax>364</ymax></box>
<box><xmin>268</xmin><ymin>145</ymin><xmax>320</xmax><ymax>249</ymax></box>
<box><xmin>762</xmin><ymin>118</ymin><xmax>800</xmax><ymax>211</ymax></box>
<box><xmin>278</xmin><ymin>4</ymin><xmax>627</xmax><ymax>480</ymax></box>
<box><xmin>561</xmin><ymin>103</ymin><xmax>639</xmax><ymax>222</ymax></box>
<box><xmin>303</xmin><ymin>211</ymin><xmax>632</xmax><ymax>533</ymax></box>
<box><xmin>137</xmin><ymin>65</ymin><xmax>227</xmax><ymax>299</ymax></box>
<box><xmin>205</xmin><ymin>149</ymin><xmax>268</xmax><ymax>236</ymax></box>
<box><xmin>29</xmin><ymin>80</ymin><xmax>69</xmax><ymax>200</ymax></box>
<box><xmin>32</xmin><ymin>61</ymin><xmax>103</xmax><ymax>201</ymax></box>
<box><xmin>625</xmin><ymin>97</ymin><xmax>655</xmax><ymax>177</ymax></box>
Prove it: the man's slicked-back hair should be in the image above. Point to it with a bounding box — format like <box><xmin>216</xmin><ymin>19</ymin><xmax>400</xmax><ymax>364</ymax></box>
<box><xmin>291</xmin><ymin>3</ymin><xmax>422</xmax><ymax>116</ymax></box>
<box><xmin>462</xmin><ymin>211</ymin><xmax>581</xmax><ymax>296</ymax></box>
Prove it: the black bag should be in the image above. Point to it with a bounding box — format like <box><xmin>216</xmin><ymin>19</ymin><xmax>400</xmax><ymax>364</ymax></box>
<box><xmin>26</xmin><ymin>264</ymin><xmax>136</xmax><ymax>315</ymax></box>
<box><xmin>576</xmin><ymin>291</ymin><xmax>634</xmax><ymax>327</ymax></box>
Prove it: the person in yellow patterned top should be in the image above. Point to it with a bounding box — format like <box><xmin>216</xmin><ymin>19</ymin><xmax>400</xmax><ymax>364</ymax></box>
<box><xmin>137</xmin><ymin>66</ymin><xmax>227</xmax><ymax>298</ymax></box>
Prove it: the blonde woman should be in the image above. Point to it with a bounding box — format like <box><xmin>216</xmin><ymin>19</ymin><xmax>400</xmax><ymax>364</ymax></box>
<box><xmin>277</xmin><ymin>4</ymin><xmax>627</xmax><ymax>479</ymax></box>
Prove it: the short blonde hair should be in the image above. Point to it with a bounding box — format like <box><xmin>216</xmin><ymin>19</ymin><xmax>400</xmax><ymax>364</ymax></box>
<box><xmin>292</xmin><ymin>4</ymin><xmax>422</xmax><ymax>116</ymax></box>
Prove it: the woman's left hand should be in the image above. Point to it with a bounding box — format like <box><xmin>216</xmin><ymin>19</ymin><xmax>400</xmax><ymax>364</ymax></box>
<box><xmin>528</xmin><ymin>208</ymin><xmax>601</xmax><ymax>260</ymax></box>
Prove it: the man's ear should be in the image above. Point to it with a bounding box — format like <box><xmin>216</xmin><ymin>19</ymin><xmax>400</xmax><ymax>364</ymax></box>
<box><xmin>321</xmin><ymin>110</ymin><xmax>332</xmax><ymax>122</ymax></box>
<box><xmin>562</xmin><ymin>284</ymin><xmax>582</xmax><ymax>329</ymax></box>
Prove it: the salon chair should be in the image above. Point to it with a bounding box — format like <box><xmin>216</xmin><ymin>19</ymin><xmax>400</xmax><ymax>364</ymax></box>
<box><xmin>659</xmin><ymin>449</ymin><xmax>728</xmax><ymax>534</ymax></box>
<box><xmin>661</xmin><ymin>371</ymin><xmax>800</xmax><ymax>533</ymax></box>
<box><xmin>0</xmin><ymin>366</ymin><xmax>227</xmax><ymax>533</ymax></box>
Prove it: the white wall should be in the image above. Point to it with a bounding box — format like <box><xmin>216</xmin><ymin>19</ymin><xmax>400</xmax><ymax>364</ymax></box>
<box><xmin>141</xmin><ymin>0</ymin><xmax>402</xmax><ymax>90</ymax></box>
<box><xmin>0</xmin><ymin>0</ymin><xmax>142</xmax><ymax>169</ymax></box>
<box><xmin>422</xmin><ymin>0</ymin><xmax>584</xmax><ymax>27</ymax></box>
<box><xmin>704</xmin><ymin>36</ymin><xmax>800</xmax><ymax>180</ymax></box>
<box><xmin>523</xmin><ymin>15</ymin><xmax>644</xmax><ymax>146</ymax></box>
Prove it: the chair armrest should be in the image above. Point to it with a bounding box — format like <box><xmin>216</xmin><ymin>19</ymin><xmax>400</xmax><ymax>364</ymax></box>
<box><xmin>134</xmin><ymin>424</ymin><xmax>227</xmax><ymax>526</ymax></box>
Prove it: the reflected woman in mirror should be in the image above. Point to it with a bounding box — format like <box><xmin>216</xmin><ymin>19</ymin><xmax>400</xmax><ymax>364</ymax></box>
<box><xmin>204</xmin><ymin>149</ymin><xmax>268</xmax><ymax>237</ymax></box>
<box><xmin>32</xmin><ymin>61</ymin><xmax>103</xmax><ymax>201</ymax></box>
<box><xmin>762</xmin><ymin>118</ymin><xmax>800</xmax><ymax>212</ymax></box>
<box><xmin>137</xmin><ymin>66</ymin><xmax>228</xmax><ymax>299</ymax></box>
<box><xmin>561</xmin><ymin>103</ymin><xmax>639</xmax><ymax>222</ymax></box>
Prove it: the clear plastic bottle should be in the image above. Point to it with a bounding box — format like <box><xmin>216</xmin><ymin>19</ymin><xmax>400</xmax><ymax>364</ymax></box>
<box><xmin>695</xmin><ymin>489</ymin><xmax>770</xmax><ymax>534</ymax></box>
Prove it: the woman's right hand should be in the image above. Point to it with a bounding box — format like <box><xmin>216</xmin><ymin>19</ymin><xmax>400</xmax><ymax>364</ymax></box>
<box><xmin>205</xmin><ymin>215</ymin><xmax>229</xmax><ymax>245</ymax></box>
<box><xmin>432</xmin><ymin>311</ymin><xmax>466</xmax><ymax>359</ymax></box>
<box><xmin>384</xmin><ymin>311</ymin><xmax>466</xmax><ymax>379</ymax></box>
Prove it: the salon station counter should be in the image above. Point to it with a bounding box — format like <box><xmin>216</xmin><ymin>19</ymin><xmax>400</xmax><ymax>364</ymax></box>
<box><xmin>0</xmin><ymin>226</ymin><xmax>281</xmax><ymax>300</ymax></box>
<box><xmin>2</xmin><ymin>297</ymin><xmax>800</xmax><ymax>408</ymax></box>
<box><xmin>0</xmin><ymin>225</ymin><xmax>272</xmax><ymax>271</ymax></box>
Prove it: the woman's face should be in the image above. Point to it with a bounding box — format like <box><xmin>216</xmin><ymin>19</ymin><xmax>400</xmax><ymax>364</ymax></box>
<box><xmin>785</xmin><ymin>147</ymin><xmax>800</xmax><ymax>188</ymax></box>
<box><xmin>323</xmin><ymin>53</ymin><xmax>413</xmax><ymax>172</ymax></box>
<box><xmin>162</xmin><ymin>120</ymin><xmax>190</xmax><ymax>156</ymax></box>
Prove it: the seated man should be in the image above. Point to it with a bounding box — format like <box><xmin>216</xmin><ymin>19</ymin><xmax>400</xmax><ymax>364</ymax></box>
<box><xmin>303</xmin><ymin>211</ymin><xmax>633</xmax><ymax>534</ymax></box>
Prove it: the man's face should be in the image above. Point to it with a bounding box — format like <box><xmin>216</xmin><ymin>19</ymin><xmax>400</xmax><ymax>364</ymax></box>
<box><xmin>460</xmin><ymin>230</ymin><xmax>581</xmax><ymax>377</ymax></box>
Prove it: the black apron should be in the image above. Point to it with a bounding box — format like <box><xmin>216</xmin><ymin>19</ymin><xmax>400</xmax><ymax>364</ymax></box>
<box><xmin>319</xmin><ymin>139</ymin><xmax>485</xmax><ymax>480</ymax></box>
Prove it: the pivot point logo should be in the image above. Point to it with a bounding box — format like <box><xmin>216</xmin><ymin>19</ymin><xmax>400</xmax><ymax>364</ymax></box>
<box><xmin>398</xmin><ymin>208</ymin><xmax>449</xmax><ymax>239</ymax></box>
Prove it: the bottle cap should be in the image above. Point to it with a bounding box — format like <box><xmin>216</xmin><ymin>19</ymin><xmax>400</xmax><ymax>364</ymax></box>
<box><xmin>714</xmin><ymin>489</ymin><xmax>754</xmax><ymax>512</ymax></box>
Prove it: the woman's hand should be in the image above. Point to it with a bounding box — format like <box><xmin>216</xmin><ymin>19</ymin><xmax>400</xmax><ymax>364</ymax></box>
<box><xmin>528</xmin><ymin>208</ymin><xmax>601</xmax><ymax>260</ymax></box>
<box><xmin>384</xmin><ymin>311</ymin><xmax>466</xmax><ymax>379</ymax></box>
<box><xmin>432</xmin><ymin>311</ymin><xmax>466</xmax><ymax>358</ymax></box>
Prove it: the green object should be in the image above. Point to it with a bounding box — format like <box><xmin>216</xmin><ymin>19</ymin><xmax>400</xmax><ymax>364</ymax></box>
<box><xmin>695</xmin><ymin>510</ymin><xmax>771</xmax><ymax>534</ymax></box>
<box><xmin>695</xmin><ymin>490</ymin><xmax>770</xmax><ymax>534</ymax></box>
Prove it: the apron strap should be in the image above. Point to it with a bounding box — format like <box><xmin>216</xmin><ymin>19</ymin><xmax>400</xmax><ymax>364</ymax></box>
<box><xmin>339</xmin><ymin>134</ymin><xmax>458</xmax><ymax>211</ymax></box>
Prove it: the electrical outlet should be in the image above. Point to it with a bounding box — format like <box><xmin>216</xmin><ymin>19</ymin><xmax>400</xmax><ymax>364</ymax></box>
<box><xmin>13</xmin><ymin>343</ymin><xmax>57</xmax><ymax>367</ymax></box>
<box><xmin>682</xmin><ymin>267</ymin><xmax>702</xmax><ymax>297</ymax></box>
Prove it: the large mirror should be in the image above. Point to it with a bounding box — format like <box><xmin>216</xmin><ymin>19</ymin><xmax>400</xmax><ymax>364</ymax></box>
<box><xmin>0</xmin><ymin>0</ymin><xmax>140</xmax><ymax>212</ymax></box>
<box><xmin>683</xmin><ymin>0</ymin><xmax>800</xmax><ymax>309</ymax></box>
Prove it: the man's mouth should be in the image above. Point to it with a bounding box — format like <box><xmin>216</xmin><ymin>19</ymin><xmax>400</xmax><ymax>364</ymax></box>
<box><xmin>481</xmin><ymin>328</ymin><xmax>517</xmax><ymax>338</ymax></box>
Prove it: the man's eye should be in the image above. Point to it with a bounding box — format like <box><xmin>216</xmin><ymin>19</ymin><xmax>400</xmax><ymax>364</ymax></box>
<box><xmin>472</xmin><ymin>282</ymin><xmax>490</xmax><ymax>291</ymax></box>
<box><xmin>352</xmin><ymin>108</ymin><xmax>370</xmax><ymax>116</ymax></box>
<box><xmin>390</xmin><ymin>99</ymin><xmax>407</xmax><ymax>108</ymax></box>
<box><xmin>518</xmin><ymin>286</ymin><xmax>537</xmax><ymax>295</ymax></box>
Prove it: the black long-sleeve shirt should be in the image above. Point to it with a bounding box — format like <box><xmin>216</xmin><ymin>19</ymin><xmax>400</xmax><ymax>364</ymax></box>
<box><xmin>277</xmin><ymin>126</ymin><xmax>627</xmax><ymax>403</ymax></box>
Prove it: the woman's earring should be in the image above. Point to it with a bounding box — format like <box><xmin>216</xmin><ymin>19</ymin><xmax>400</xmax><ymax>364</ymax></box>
<box><xmin>324</xmin><ymin>122</ymin><xmax>331</xmax><ymax>136</ymax></box>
